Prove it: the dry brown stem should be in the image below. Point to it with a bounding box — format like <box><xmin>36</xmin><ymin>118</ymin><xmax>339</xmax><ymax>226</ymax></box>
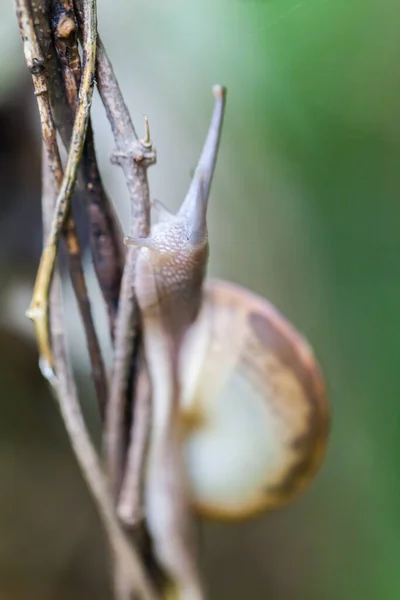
<box><xmin>22</xmin><ymin>0</ymin><xmax>97</xmax><ymax>376</ymax></box>
<box><xmin>17</xmin><ymin>0</ymin><xmax>107</xmax><ymax>415</ymax></box>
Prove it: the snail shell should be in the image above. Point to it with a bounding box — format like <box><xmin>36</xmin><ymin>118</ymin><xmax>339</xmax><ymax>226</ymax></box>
<box><xmin>179</xmin><ymin>278</ymin><xmax>330</xmax><ymax>521</ymax></box>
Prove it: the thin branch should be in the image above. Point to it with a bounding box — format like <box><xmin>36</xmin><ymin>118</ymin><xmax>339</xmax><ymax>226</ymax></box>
<box><xmin>118</xmin><ymin>353</ymin><xmax>152</xmax><ymax>527</ymax></box>
<box><xmin>80</xmin><ymin>31</ymin><xmax>159</xmax><ymax>597</ymax></box>
<box><xmin>16</xmin><ymin>0</ymin><xmax>107</xmax><ymax>414</ymax></box>
<box><xmin>45</xmin><ymin>339</ymin><xmax>158</xmax><ymax>600</ymax></box>
<box><xmin>46</xmin><ymin>5</ymin><xmax>160</xmax><ymax>595</ymax></box>
<box><xmin>93</xmin><ymin>38</ymin><xmax>156</xmax><ymax>497</ymax></box>
<box><xmin>63</xmin><ymin>214</ymin><xmax>108</xmax><ymax>416</ymax></box>
<box><xmin>24</xmin><ymin>0</ymin><xmax>97</xmax><ymax>374</ymax></box>
<box><xmin>50</xmin><ymin>0</ymin><xmax>125</xmax><ymax>337</ymax></box>
<box><xmin>95</xmin><ymin>38</ymin><xmax>140</xmax><ymax>145</ymax></box>
<box><xmin>42</xmin><ymin>142</ymin><xmax>158</xmax><ymax>600</ymax></box>
<box><xmin>30</xmin><ymin>0</ymin><xmax>75</xmax><ymax>142</ymax></box>
<box><xmin>80</xmin><ymin>128</ymin><xmax>126</xmax><ymax>338</ymax></box>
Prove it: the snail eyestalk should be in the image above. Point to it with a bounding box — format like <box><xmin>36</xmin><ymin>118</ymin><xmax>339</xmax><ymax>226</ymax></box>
<box><xmin>179</xmin><ymin>85</ymin><xmax>226</xmax><ymax>221</ymax></box>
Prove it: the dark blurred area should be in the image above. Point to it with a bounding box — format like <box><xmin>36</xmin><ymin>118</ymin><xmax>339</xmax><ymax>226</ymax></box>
<box><xmin>0</xmin><ymin>80</ymin><xmax>41</xmax><ymax>277</ymax></box>
<box><xmin>2</xmin><ymin>0</ymin><xmax>400</xmax><ymax>599</ymax></box>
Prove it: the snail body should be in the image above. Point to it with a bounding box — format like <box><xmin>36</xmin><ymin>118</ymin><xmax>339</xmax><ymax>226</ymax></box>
<box><xmin>126</xmin><ymin>86</ymin><xmax>226</xmax><ymax>600</ymax></box>
<box><xmin>128</xmin><ymin>85</ymin><xmax>329</xmax><ymax>599</ymax></box>
<box><xmin>129</xmin><ymin>185</ymin><xmax>210</xmax><ymax>600</ymax></box>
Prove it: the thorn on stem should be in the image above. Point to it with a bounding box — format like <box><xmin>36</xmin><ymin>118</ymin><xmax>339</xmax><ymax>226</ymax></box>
<box><xmin>141</xmin><ymin>115</ymin><xmax>152</xmax><ymax>148</ymax></box>
<box><xmin>25</xmin><ymin>303</ymin><xmax>43</xmax><ymax>321</ymax></box>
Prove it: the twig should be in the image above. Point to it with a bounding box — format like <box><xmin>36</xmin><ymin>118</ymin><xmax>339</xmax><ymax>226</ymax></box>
<box><xmin>23</xmin><ymin>0</ymin><xmax>97</xmax><ymax>373</ymax></box>
<box><xmin>80</xmin><ymin>128</ymin><xmax>126</xmax><ymax>338</ymax></box>
<box><xmin>118</xmin><ymin>353</ymin><xmax>152</xmax><ymax>527</ymax></box>
<box><xmin>42</xmin><ymin>141</ymin><xmax>158</xmax><ymax>600</ymax></box>
<box><xmin>30</xmin><ymin>0</ymin><xmax>75</xmax><ymax>143</ymax></box>
<box><xmin>47</xmin><ymin>326</ymin><xmax>158</xmax><ymax>600</ymax></box>
<box><xmin>88</xmin><ymin>32</ymin><xmax>159</xmax><ymax>599</ymax></box>
<box><xmin>74</xmin><ymin>0</ymin><xmax>155</xmax><ymax>499</ymax></box>
<box><xmin>94</xmin><ymin>38</ymin><xmax>157</xmax><ymax>497</ymax></box>
<box><xmin>51</xmin><ymin>0</ymin><xmax>125</xmax><ymax>337</ymax></box>
<box><xmin>17</xmin><ymin>0</ymin><xmax>108</xmax><ymax>416</ymax></box>
<box><xmin>16</xmin><ymin>0</ymin><xmax>107</xmax><ymax>413</ymax></box>
<box><xmin>63</xmin><ymin>215</ymin><xmax>108</xmax><ymax>415</ymax></box>
<box><xmin>48</xmin><ymin>4</ymin><xmax>159</xmax><ymax>596</ymax></box>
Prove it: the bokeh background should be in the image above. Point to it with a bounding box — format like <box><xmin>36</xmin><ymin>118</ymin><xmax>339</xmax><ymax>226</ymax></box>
<box><xmin>1</xmin><ymin>0</ymin><xmax>400</xmax><ymax>598</ymax></box>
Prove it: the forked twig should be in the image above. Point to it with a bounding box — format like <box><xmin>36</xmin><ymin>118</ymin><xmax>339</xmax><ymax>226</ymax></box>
<box><xmin>23</xmin><ymin>0</ymin><xmax>97</xmax><ymax>373</ymax></box>
<box><xmin>88</xmin><ymin>32</ymin><xmax>159</xmax><ymax>598</ymax></box>
<box><xmin>74</xmin><ymin>0</ymin><xmax>155</xmax><ymax>502</ymax></box>
<box><xmin>94</xmin><ymin>38</ymin><xmax>156</xmax><ymax>497</ymax></box>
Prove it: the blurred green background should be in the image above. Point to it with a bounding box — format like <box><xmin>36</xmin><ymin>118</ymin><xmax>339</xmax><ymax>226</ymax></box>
<box><xmin>1</xmin><ymin>0</ymin><xmax>400</xmax><ymax>598</ymax></box>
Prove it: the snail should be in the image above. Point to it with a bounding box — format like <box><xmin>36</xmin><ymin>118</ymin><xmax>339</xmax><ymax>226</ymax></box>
<box><xmin>126</xmin><ymin>85</ymin><xmax>330</xmax><ymax>598</ymax></box>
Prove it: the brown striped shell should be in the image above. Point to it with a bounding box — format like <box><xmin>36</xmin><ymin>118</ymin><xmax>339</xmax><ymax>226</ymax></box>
<box><xmin>178</xmin><ymin>278</ymin><xmax>330</xmax><ymax>521</ymax></box>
